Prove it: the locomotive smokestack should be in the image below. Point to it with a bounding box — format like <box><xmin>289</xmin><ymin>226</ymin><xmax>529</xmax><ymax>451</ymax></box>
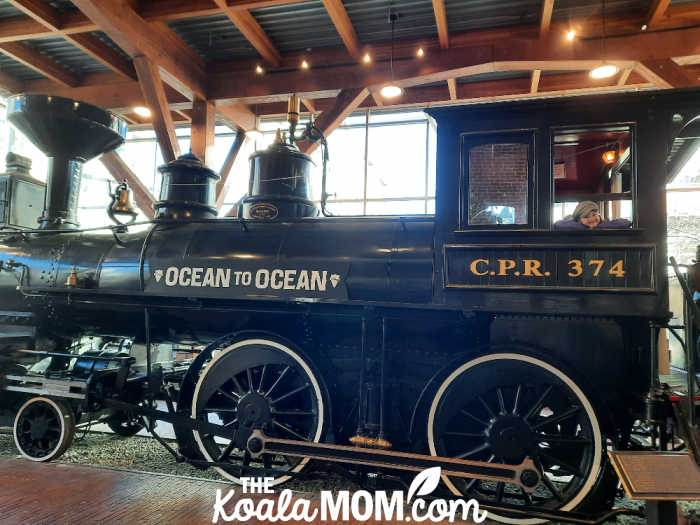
<box><xmin>6</xmin><ymin>95</ymin><xmax>126</xmax><ymax>229</ymax></box>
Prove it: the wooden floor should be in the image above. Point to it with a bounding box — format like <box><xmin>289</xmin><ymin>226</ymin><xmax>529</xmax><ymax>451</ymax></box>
<box><xmin>0</xmin><ymin>458</ymin><xmax>235</xmax><ymax>524</ymax></box>
<box><xmin>0</xmin><ymin>458</ymin><xmax>445</xmax><ymax>525</ymax></box>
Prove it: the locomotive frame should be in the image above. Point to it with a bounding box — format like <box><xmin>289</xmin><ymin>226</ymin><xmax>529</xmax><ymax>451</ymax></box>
<box><xmin>1</xmin><ymin>89</ymin><xmax>700</xmax><ymax>524</ymax></box>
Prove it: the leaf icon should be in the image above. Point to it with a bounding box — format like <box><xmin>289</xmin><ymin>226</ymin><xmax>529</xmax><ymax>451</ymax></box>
<box><xmin>406</xmin><ymin>467</ymin><xmax>441</xmax><ymax>503</ymax></box>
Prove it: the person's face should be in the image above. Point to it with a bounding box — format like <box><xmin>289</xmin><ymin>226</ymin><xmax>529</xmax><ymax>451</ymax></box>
<box><xmin>580</xmin><ymin>212</ymin><xmax>601</xmax><ymax>228</ymax></box>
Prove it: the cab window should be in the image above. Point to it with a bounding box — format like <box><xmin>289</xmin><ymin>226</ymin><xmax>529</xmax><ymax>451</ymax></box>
<box><xmin>461</xmin><ymin>131</ymin><xmax>534</xmax><ymax>228</ymax></box>
<box><xmin>552</xmin><ymin>125</ymin><xmax>634</xmax><ymax>228</ymax></box>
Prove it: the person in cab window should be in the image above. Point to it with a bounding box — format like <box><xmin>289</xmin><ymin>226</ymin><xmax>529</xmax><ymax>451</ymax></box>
<box><xmin>554</xmin><ymin>201</ymin><xmax>631</xmax><ymax>230</ymax></box>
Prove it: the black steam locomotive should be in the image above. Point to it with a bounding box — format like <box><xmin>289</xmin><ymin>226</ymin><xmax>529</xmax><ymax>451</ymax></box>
<box><xmin>1</xmin><ymin>90</ymin><xmax>699</xmax><ymax>524</ymax></box>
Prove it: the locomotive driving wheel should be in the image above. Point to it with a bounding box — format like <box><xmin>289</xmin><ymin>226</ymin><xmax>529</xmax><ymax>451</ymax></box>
<box><xmin>191</xmin><ymin>337</ymin><xmax>329</xmax><ymax>485</ymax></box>
<box><xmin>13</xmin><ymin>397</ymin><xmax>75</xmax><ymax>462</ymax></box>
<box><xmin>427</xmin><ymin>353</ymin><xmax>608</xmax><ymax>525</ymax></box>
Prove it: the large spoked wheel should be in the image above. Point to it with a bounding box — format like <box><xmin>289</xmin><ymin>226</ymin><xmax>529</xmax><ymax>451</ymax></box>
<box><xmin>14</xmin><ymin>397</ymin><xmax>75</xmax><ymax>462</ymax></box>
<box><xmin>427</xmin><ymin>353</ymin><xmax>604</xmax><ymax>525</ymax></box>
<box><xmin>192</xmin><ymin>337</ymin><xmax>329</xmax><ymax>485</ymax></box>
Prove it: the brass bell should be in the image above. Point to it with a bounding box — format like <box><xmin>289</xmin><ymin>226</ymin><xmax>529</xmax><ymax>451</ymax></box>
<box><xmin>108</xmin><ymin>180</ymin><xmax>137</xmax><ymax>225</ymax></box>
<box><xmin>65</xmin><ymin>267</ymin><xmax>78</xmax><ymax>288</ymax></box>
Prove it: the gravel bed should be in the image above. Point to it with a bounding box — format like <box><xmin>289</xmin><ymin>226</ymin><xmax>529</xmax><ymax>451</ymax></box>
<box><xmin>1</xmin><ymin>430</ymin><xmax>698</xmax><ymax>524</ymax></box>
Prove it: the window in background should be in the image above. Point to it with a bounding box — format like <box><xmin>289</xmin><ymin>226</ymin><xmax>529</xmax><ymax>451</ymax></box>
<box><xmin>552</xmin><ymin>126</ymin><xmax>633</xmax><ymax>225</ymax></box>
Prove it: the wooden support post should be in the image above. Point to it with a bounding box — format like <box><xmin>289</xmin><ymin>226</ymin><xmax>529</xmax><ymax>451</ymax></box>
<box><xmin>216</xmin><ymin>129</ymin><xmax>246</xmax><ymax>209</ymax></box>
<box><xmin>300</xmin><ymin>87</ymin><xmax>369</xmax><ymax>155</ymax></box>
<box><xmin>100</xmin><ymin>151</ymin><xmax>156</xmax><ymax>219</ymax></box>
<box><xmin>190</xmin><ymin>98</ymin><xmax>216</xmax><ymax>166</ymax></box>
<box><xmin>530</xmin><ymin>69</ymin><xmax>541</xmax><ymax>93</ymax></box>
<box><xmin>447</xmin><ymin>78</ymin><xmax>457</xmax><ymax>100</ymax></box>
<box><xmin>134</xmin><ymin>55</ymin><xmax>181</xmax><ymax>163</ymax></box>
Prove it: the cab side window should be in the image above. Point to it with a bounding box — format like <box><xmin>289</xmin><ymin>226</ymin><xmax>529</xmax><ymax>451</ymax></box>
<box><xmin>552</xmin><ymin>126</ymin><xmax>633</xmax><ymax>229</ymax></box>
<box><xmin>461</xmin><ymin>132</ymin><xmax>534</xmax><ymax>228</ymax></box>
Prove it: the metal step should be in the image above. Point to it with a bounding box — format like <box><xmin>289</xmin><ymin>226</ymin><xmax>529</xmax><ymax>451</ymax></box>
<box><xmin>608</xmin><ymin>451</ymin><xmax>700</xmax><ymax>500</ymax></box>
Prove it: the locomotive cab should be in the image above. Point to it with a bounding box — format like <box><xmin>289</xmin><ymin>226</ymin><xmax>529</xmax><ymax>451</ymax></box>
<box><xmin>1</xmin><ymin>89</ymin><xmax>700</xmax><ymax>523</ymax></box>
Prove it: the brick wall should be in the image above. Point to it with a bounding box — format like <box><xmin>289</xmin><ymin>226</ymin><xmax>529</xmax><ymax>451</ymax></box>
<box><xmin>468</xmin><ymin>143</ymin><xmax>528</xmax><ymax>224</ymax></box>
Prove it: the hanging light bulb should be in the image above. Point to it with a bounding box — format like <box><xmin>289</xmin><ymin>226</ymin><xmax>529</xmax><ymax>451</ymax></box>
<box><xmin>417</xmin><ymin>47</ymin><xmax>425</xmax><ymax>57</ymax></box>
<box><xmin>380</xmin><ymin>85</ymin><xmax>403</xmax><ymax>98</ymax></box>
<box><xmin>255</xmin><ymin>64</ymin><xmax>264</xmax><ymax>74</ymax></box>
<box><xmin>133</xmin><ymin>106</ymin><xmax>151</xmax><ymax>118</ymax></box>
<box><xmin>381</xmin><ymin>9</ymin><xmax>402</xmax><ymax>99</ymax></box>
<box><xmin>363</xmin><ymin>53</ymin><xmax>372</xmax><ymax>64</ymax></box>
<box><xmin>566</xmin><ymin>29</ymin><xmax>576</xmax><ymax>41</ymax></box>
<box><xmin>590</xmin><ymin>64</ymin><xmax>618</xmax><ymax>79</ymax></box>
<box><xmin>589</xmin><ymin>0</ymin><xmax>617</xmax><ymax>80</ymax></box>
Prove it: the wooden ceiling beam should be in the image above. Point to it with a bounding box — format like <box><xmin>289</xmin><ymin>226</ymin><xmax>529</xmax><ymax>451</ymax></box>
<box><xmin>0</xmin><ymin>42</ymin><xmax>80</xmax><ymax>86</ymax></box>
<box><xmin>134</xmin><ymin>55</ymin><xmax>181</xmax><ymax>162</ymax></box>
<box><xmin>539</xmin><ymin>0</ymin><xmax>554</xmax><ymax>39</ymax></box>
<box><xmin>432</xmin><ymin>0</ymin><xmax>449</xmax><ymax>50</ymax></box>
<box><xmin>64</xmin><ymin>33</ymin><xmax>136</xmax><ymax>80</ymax></box>
<box><xmin>0</xmin><ymin>70</ymin><xmax>24</xmax><ymax>93</ymax></box>
<box><xmin>72</xmin><ymin>0</ymin><xmax>206</xmax><ymax>99</ymax></box>
<box><xmin>6</xmin><ymin>0</ymin><xmax>137</xmax><ymax>80</ymax></box>
<box><xmin>300</xmin><ymin>87</ymin><xmax>369</xmax><ymax>155</ymax></box>
<box><xmin>214</xmin><ymin>0</ymin><xmax>282</xmax><ymax>66</ymax></box>
<box><xmin>322</xmin><ymin>0</ymin><xmax>360</xmax><ymax>59</ymax></box>
<box><xmin>208</xmin><ymin>25</ymin><xmax>700</xmax><ymax>101</ymax></box>
<box><xmin>647</xmin><ymin>0</ymin><xmax>673</xmax><ymax>29</ymax></box>
<box><xmin>637</xmin><ymin>58</ymin><xmax>695</xmax><ymax>88</ymax></box>
<box><xmin>617</xmin><ymin>68</ymin><xmax>633</xmax><ymax>86</ymax></box>
<box><xmin>301</xmin><ymin>98</ymin><xmax>316</xmax><ymax>113</ymax></box>
<box><xmin>190</xmin><ymin>98</ymin><xmax>216</xmax><ymax>166</ymax></box>
<box><xmin>5</xmin><ymin>0</ymin><xmax>62</xmax><ymax>31</ymax></box>
<box><xmin>100</xmin><ymin>151</ymin><xmax>156</xmax><ymax>219</ymax></box>
<box><xmin>216</xmin><ymin>103</ymin><xmax>257</xmax><ymax>131</ymax></box>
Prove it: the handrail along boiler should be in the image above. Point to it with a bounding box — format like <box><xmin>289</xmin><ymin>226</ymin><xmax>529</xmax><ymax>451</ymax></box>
<box><xmin>0</xmin><ymin>91</ymin><xmax>699</xmax><ymax>523</ymax></box>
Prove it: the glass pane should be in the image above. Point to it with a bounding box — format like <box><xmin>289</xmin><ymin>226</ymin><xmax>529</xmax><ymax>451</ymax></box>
<box><xmin>468</xmin><ymin>143</ymin><xmax>529</xmax><ymax>225</ymax></box>
<box><xmin>553</xmin><ymin>126</ymin><xmax>633</xmax><ymax>228</ymax></box>
<box><xmin>324</xmin><ymin>201</ymin><xmax>364</xmax><ymax>216</ymax></box>
<box><xmin>323</xmin><ymin>126</ymin><xmax>366</xmax><ymax>200</ymax></box>
<box><xmin>366</xmin><ymin>199</ymin><xmax>427</xmax><ymax>215</ymax></box>
<box><xmin>367</xmin><ymin>123</ymin><xmax>426</xmax><ymax>199</ymax></box>
<box><xmin>369</xmin><ymin>110</ymin><xmax>426</xmax><ymax>124</ymax></box>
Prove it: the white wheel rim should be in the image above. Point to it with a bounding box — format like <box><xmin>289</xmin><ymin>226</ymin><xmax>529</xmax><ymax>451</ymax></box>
<box><xmin>426</xmin><ymin>353</ymin><xmax>602</xmax><ymax>525</ymax></box>
<box><xmin>192</xmin><ymin>338</ymin><xmax>325</xmax><ymax>486</ymax></box>
<box><xmin>13</xmin><ymin>397</ymin><xmax>69</xmax><ymax>462</ymax></box>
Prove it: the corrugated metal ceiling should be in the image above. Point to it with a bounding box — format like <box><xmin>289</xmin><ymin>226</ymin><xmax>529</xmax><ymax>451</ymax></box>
<box><xmin>168</xmin><ymin>14</ymin><xmax>257</xmax><ymax>61</ymax></box>
<box><xmin>0</xmin><ymin>0</ymin><xmax>24</xmax><ymax>19</ymax></box>
<box><xmin>344</xmin><ymin>0</ymin><xmax>437</xmax><ymax>44</ymax></box>
<box><xmin>251</xmin><ymin>1</ymin><xmax>343</xmax><ymax>53</ymax></box>
<box><xmin>0</xmin><ymin>53</ymin><xmax>44</xmax><ymax>81</ymax></box>
<box><xmin>25</xmin><ymin>36</ymin><xmax>110</xmax><ymax>75</ymax></box>
<box><xmin>445</xmin><ymin>0</ymin><xmax>541</xmax><ymax>33</ymax></box>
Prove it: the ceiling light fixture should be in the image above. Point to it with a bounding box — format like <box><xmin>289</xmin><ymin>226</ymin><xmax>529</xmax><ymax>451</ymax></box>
<box><xmin>589</xmin><ymin>0</ymin><xmax>618</xmax><ymax>80</ymax></box>
<box><xmin>380</xmin><ymin>8</ymin><xmax>402</xmax><ymax>99</ymax></box>
<box><xmin>301</xmin><ymin>59</ymin><xmax>310</xmax><ymax>70</ymax></box>
<box><xmin>417</xmin><ymin>47</ymin><xmax>425</xmax><ymax>57</ymax></box>
<box><xmin>602</xmin><ymin>150</ymin><xmax>617</xmax><ymax>164</ymax></box>
<box><xmin>363</xmin><ymin>53</ymin><xmax>372</xmax><ymax>63</ymax></box>
<box><xmin>590</xmin><ymin>64</ymin><xmax>618</xmax><ymax>79</ymax></box>
<box><xmin>133</xmin><ymin>106</ymin><xmax>151</xmax><ymax>118</ymax></box>
<box><xmin>255</xmin><ymin>64</ymin><xmax>264</xmax><ymax>74</ymax></box>
<box><xmin>641</xmin><ymin>24</ymin><xmax>648</xmax><ymax>31</ymax></box>
<box><xmin>566</xmin><ymin>29</ymin><xmax>576</xmax><ymax>41</ymax></box>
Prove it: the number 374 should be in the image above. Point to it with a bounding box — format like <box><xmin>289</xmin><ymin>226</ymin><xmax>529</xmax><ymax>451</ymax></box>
<box><xmin>568</xmin><ymin>259</ymin><xmax>626</xmax><ymax>278</ymax></box>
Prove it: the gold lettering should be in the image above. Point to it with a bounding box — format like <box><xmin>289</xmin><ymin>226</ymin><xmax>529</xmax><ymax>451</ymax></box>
<box><xmin>470</xmin><ymin>259</ymin><xmax>489</xmax><ymax>276</ymax></box>
<box><xmin>496</xmin><ymin>259</ymin><xmax>516</xmax><ymax>276</ymax></box>
<box><xmin>522</xmin><ymin>259</ymin><xmax>544</xmax><ymax>276</ymax></box>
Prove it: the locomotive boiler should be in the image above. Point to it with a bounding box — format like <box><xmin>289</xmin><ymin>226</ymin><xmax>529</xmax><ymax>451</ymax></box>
<box><xmin>1</xmin><ymin>90</ymin><xmax>699</xmax><ymax>524</ymax></box>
